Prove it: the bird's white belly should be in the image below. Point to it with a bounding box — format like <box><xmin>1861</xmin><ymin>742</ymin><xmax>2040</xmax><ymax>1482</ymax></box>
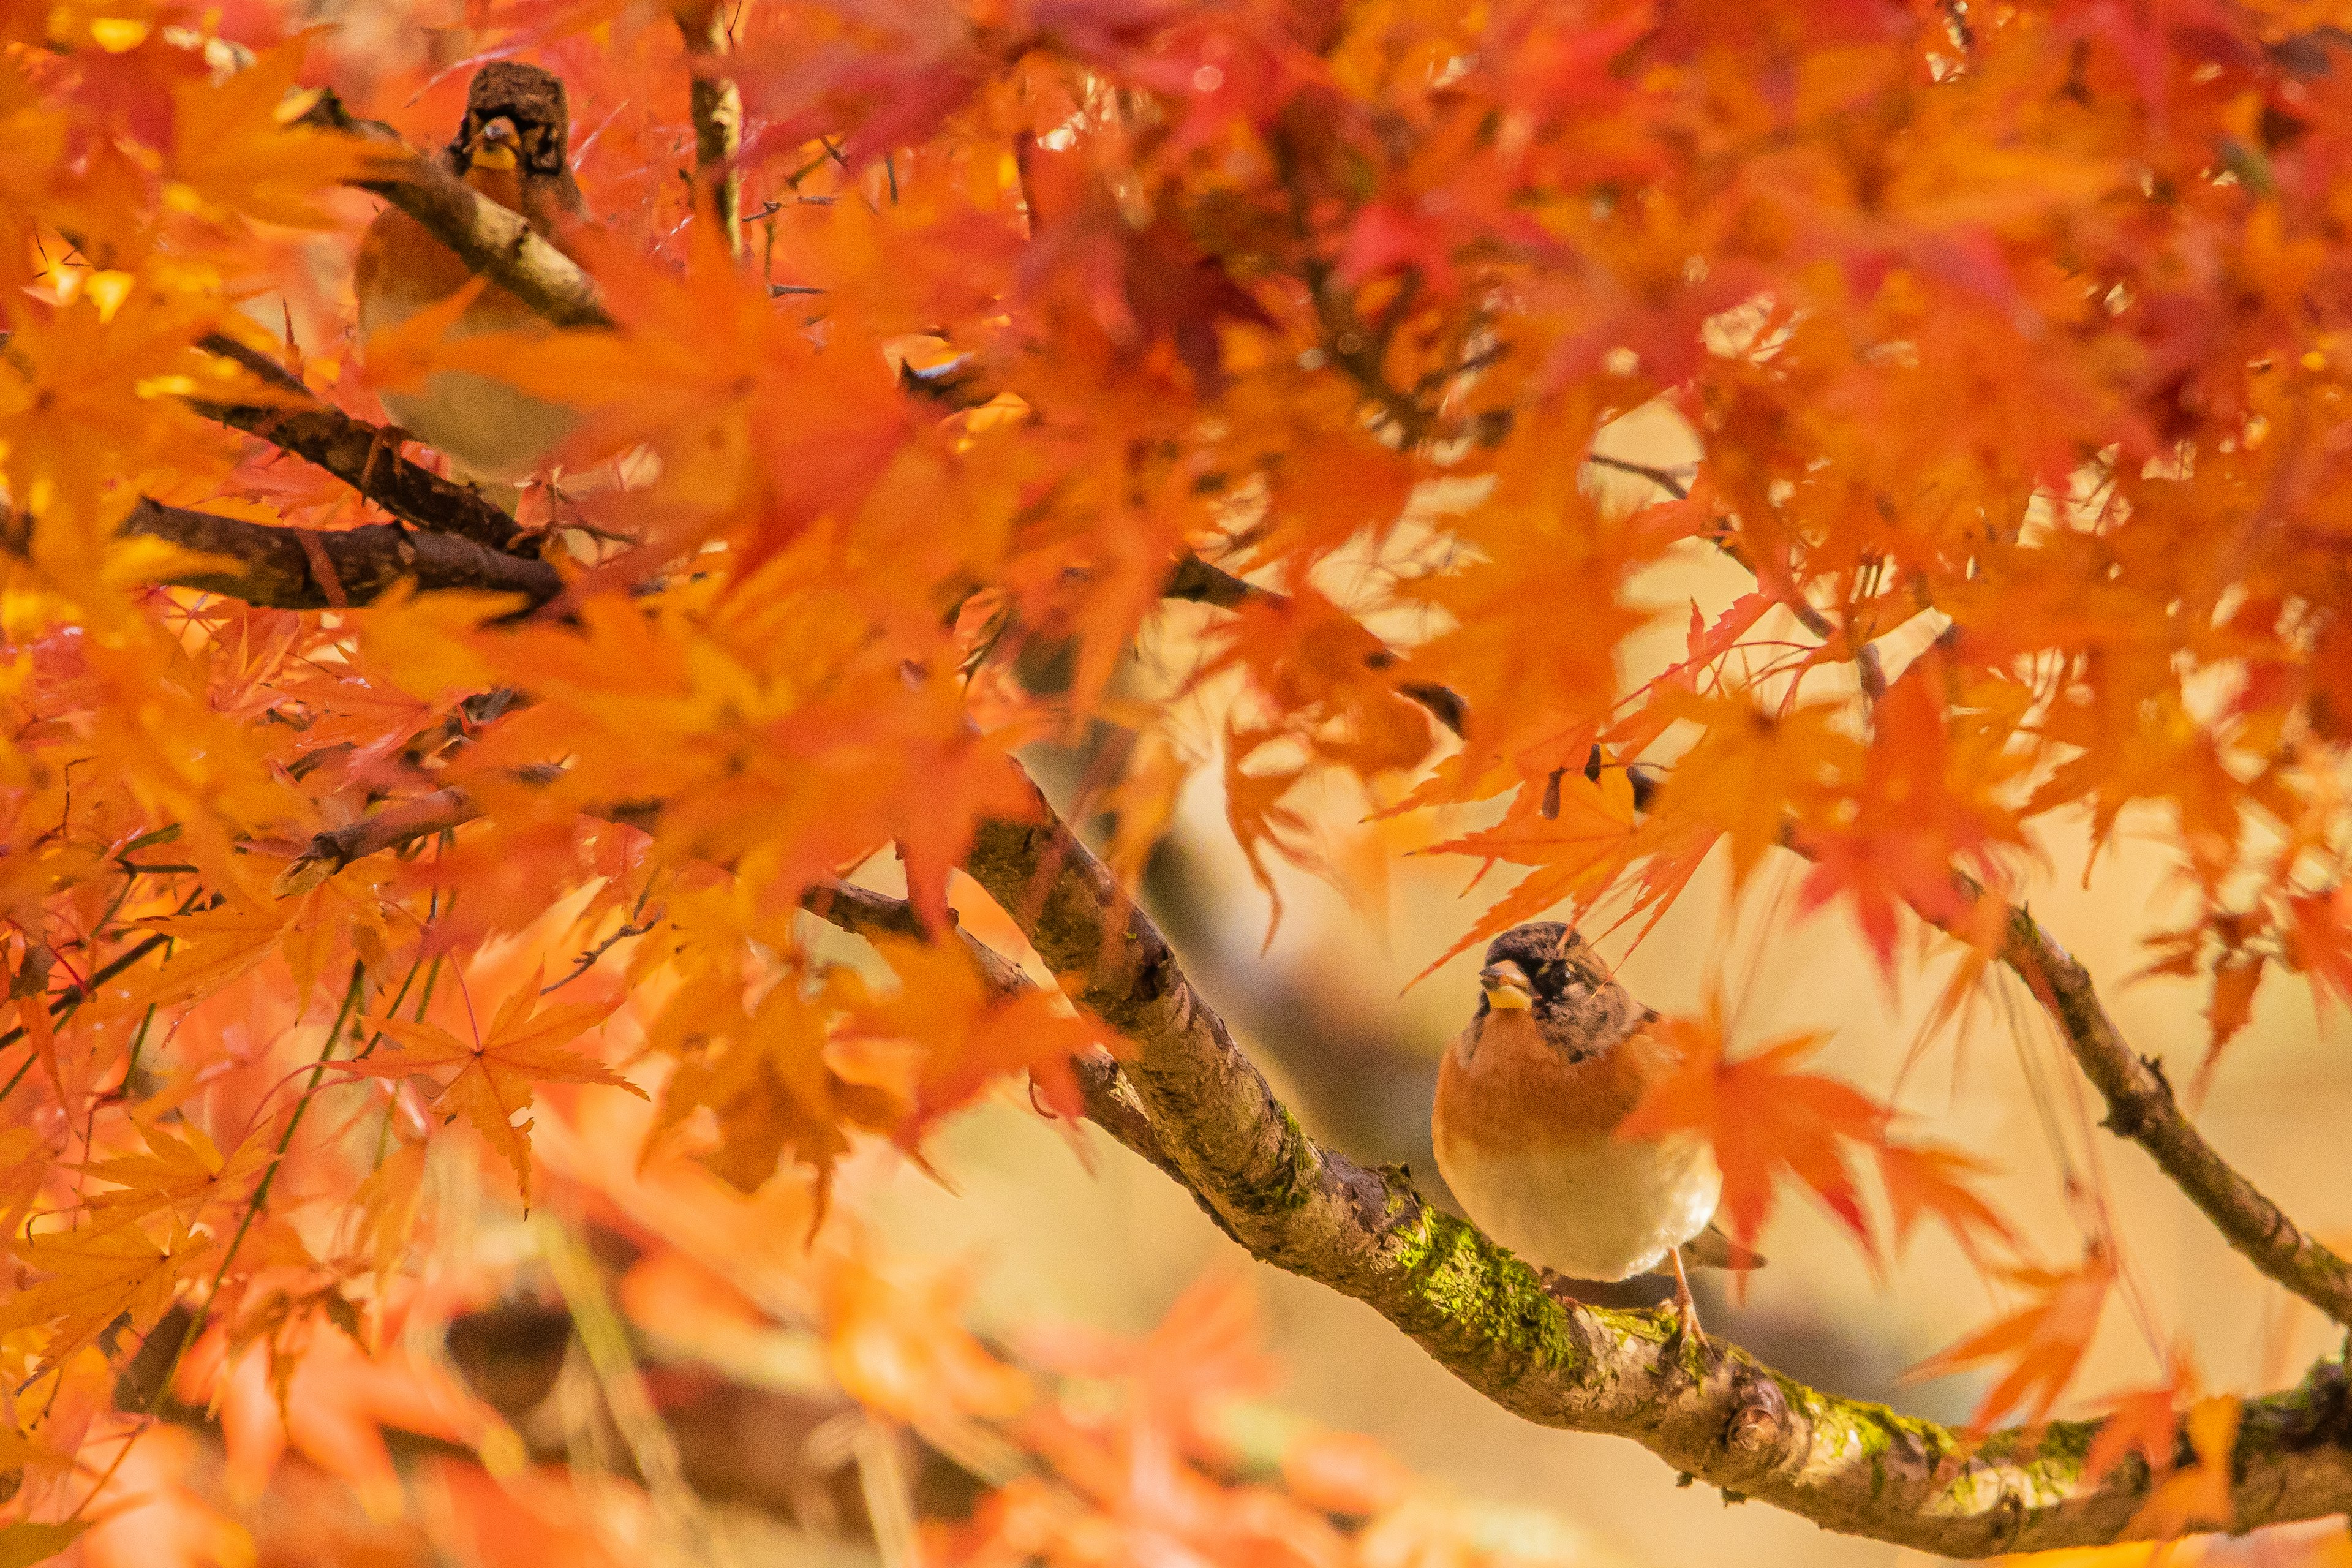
<box><xmin>1435</xmin><ymin>1133</ymin><xmax>1721</xmax><ymax>1281</ymax></box>
<box><xmin>360</xmin><ymin>289</ymin><xmax>577</xmax><ymax>485</ymax></box>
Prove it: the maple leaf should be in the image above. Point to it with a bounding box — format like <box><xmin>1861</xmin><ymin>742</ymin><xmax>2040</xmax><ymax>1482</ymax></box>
<box><xmin>822</xmin><ymin>1246</ymin><xmax>1031</xmax><ymax>1430</ymax></box>
<box><xmin>1875</xmin><ymin>1141</ymin><xmax>2016</xmax><ymax>1269</ymax></box>
<box><xmin>78</xmin><ymin>1118</ymin><xmax>274</xmax><ymax>1230</ymax></box>
<box><xmin>163</xmin><ymin>40</ymin><xmax>393</xmax><ymax>227</ymax></box>
<box><xmin>647</xmin><ymin>973</ymin><xmax>912</xmax><ymax>1199</ymax></box>
<box><xmin>834</xmin><ymin>937</ymin><xmax>1121</xmax><ymax>1140</ymax></box>
<box><xmin>339</xmin><ymin>973</ymin><xmax>644</xmax><ymax>1200</ymax></box>
<box><xmin>1902</xmin><ymin>1247</ymin><xmax>2116</xmax><ymax>1434</ymax></box>
<box><xmin>1793</xmin><ymin>652</ymin><xmax>2026</xmax><ymax>976</ymax></box>
<box><xmin>2128</xmin><ymin>1395</ymin><xmax>2242</xmax><ymax>1539</ymax></box>
<box><xmin>2286</xmin><ymin>886</ymin><xmax>2352</xmax><ymax>1014</ymax></box>
<box><xmin>176</xmin><ymin>1319</ymin><xmax>513</xmax><ymax>1516</ymax></box>
<box><xmin>1639</xmin><ymin>689</ymin><xmax>1856</xmax><ymax>891</ymax></box>
<box><xmin>1418</xmin><ymin>763</ymin><xmax>1644</xmax><ymax>978</ymax></box>
<box><xmin>129</xmin><ymin>897</ymin><xmax>289</xmax><ymax>1010</ymax></box>
<box><xmin>2083</xmin><ymin>1351</ymin><xmax>2201</xmax><ymax>1491</ymax></box>
<box><xmin>1615</xmin><ymin>996</ymin><xmax>1888</xmax><ymax>1266</ymax></box>
<box><xmin>0</xmin><ymin>1214</ymin><xmax>206</xmax><ymax>1371</ymax></box>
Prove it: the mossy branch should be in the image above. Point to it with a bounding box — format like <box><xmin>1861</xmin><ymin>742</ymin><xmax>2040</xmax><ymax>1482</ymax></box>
<box><xmin>940</xmin><ymin>766</ymin><xmax>2352</xmax><ymax>1557</ymax></box>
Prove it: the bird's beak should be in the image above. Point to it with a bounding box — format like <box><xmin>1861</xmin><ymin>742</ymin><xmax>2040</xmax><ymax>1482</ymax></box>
<box><xmin>470</xmin><ymin>116</ymin><xmax>521</xmax><ymax>170</ymax></box>
<box><xmin>1479</xmin><ymin>960</ymin><xmax>1534</xmax><ymax>1009</ymax></box>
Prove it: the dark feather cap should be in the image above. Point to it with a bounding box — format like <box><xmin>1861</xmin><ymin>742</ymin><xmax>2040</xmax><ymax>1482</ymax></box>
<box><xmin>1476</xmin><ymin>921</ymin><xmax>1644</xmax><ymax>1061</ymax></box>
<box><xmin>448</xmin><ymin>62</ymin><xmax>573</xmax><ymax>177</ymax></box>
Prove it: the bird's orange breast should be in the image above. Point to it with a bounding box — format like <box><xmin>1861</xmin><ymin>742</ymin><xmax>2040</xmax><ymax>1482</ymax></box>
<box><xmin>1433</xmin><ymin>1010</ymin><xmax>1668</xmax><ymax>1155</ymax></box>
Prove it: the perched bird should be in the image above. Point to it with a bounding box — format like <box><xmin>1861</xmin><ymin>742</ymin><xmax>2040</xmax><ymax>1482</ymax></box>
<box><xmin>355</xmin><ymin>61</ymin><xmax>587</xmax><ymax>488</ymax></box>
<box><xmin>1432</xmin><ymin>921</ymin><xmax>1760</xmax><ymax>1343</ymax></box>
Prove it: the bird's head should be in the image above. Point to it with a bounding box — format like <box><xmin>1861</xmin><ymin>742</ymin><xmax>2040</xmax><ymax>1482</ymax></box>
<box><xmin>1474</xmin><ymin>922</ymin><xmax>1638</xmax><ymax>1061</ymax></box>
<box><xmin>450</xmin><ymin>61</ymin><xmax>572</xmax><ymax>180</ymax></box>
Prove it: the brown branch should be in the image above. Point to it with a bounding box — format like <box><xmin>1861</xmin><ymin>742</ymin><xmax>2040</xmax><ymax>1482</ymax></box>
<box><xmin>1992</xmin><ymin>897</ymin><xmax>2352</xmax><ymax>1324</ymax></box>
<box><xmin>191</xmin><ymin>336</ymin><xmax>526</xmax><ymax>553</ymax></box>
<box><xmin>949</xmin><ymin>766</ymin><xmax>2352</xmax><ymax>1556</ymax></box>
<box><xmin>1163</xmin><ymin>552</ymin><xmax>1468</xmax><ymax>738</ymax></box>
<box><xmin>298</xmin><ymin>91</ymin><xmax>612</xmax><ymax>332</ymax></box>
<box><xmin>118</xmin><ymin>500</ymin><xmax>561</xmax><ymax>611</ymax></box>
<box><xmin>270</xmin><ymin>788</ymin><xmax>480</xmax><ymax>897</ymax></box>
<box><xmin>679</xmin><ymin>2</ymin><xmax>745</xmax><ymax>258</ymax></box>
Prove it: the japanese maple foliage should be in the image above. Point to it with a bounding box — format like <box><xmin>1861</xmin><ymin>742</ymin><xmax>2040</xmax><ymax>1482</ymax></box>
<box><xmin>2</xmin><ymin>0</ymin><xmax>2350</xmax><ymax>1560</ymax></box>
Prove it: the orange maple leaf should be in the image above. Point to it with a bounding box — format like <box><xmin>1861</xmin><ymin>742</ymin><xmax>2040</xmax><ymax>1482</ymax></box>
<box><xmin>0</xmin><ymin>1215</ymin><xmax>206</xmax><ymax>1371</ymax></box>
<box><xmin>835</xmin><ymin>937</ymin><xmax>1121</xmax><ymax>1142</ymax></box>
<box><xmin>130</xmin><ymin>897</ymin><xmax>289</xmax><ymax>1010</ymax></box>
<box><xmin>2082</xmin><ymin>1350</ymin><xmax>2200</xmax><ymax>1491</ymax></box>
<box><xmin>2128</xmin><ymin>1395</ymin><xmax>2242</xmax><ymax>1539</ymax></box>
<box><xmin>1876</xmin><ymin>1141</ymin><xmax>2016</xmax><ymax>1269</ymax></box>
<box><xmin>175</xmin><ymin>1317</ymin><xmax>513</xmax><ymax>1517</ymax></box>
<box><xmin>2287</xmin><ymin>886</ymin><xmax>2352</xmax><ymax>1014</ymax></box>
<box><xmin>78</xmin><ymin>1118</ymin><xmax>274</xmax><ymax>1231</ymax></box>
<box><xmin>821</xmin><ymin>1246</ymin><xmax>1031</xmax><ymax>1430</ymax></box>
<box><xmin>1616</xmin><ymin>996</ymin><xmax>1888</xmax><ymax>1268</ymax></box>
<box><xmin>340</xmin><ymin>973</ymin><xmax>644</xmax><ymax>1200</ymax></box>
<box><xmin>1902</xmin><ymin>1246</ymin><xmax>2115</xmax><ymax>1434</ymax></box>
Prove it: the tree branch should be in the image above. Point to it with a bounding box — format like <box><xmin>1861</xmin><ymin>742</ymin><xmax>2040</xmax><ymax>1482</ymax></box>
<box><xmin>1163</xmin><ymin>552</ymin><xmax>1468</xmax><ymax>737</ymax></box>
<box><xmin>1992</xmin><ymin>897</ymin><xmax>2352</xmax><ymax>1325</ymax></box>
<box><xmin>1662</xmin><ymin>456</ymin><xmax>2336</xmax><ymax>1317</ymax></box>
<box><xmin>225</xmin><ymin>734</ymin><xmax>2352</xmax><ymax>1548</ymax></box>
<box><xmin>678</xmin><ymin>2</ymin><xmax>745</xmax><ymax>258</ymax></box>
<box><xmin>949</xmin><ymin>767</ymin><xmax>2352</xmax><ymax>1556</ymax></box>
<box><xmin>191</xmin><ymin>335</ymin><xmax>527</xmax><ymax>553</ymax></box>
<box><xmin>118</xmin><ymin>499</ymin><xmax>560</xmax><ymax>611</ymax></box>
<box><xmin>299</xmin><ymin>91</ymin><xmax>612</xmax><ymax>332</ymax></box>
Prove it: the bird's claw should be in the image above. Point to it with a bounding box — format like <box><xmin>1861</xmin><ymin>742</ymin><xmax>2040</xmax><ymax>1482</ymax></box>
<box><xmin>1667</xmin><ymin>1250</ymin><xmax>1711</xmax><ymax>1361</ymax></box>
<box><xmin>360</xmin><ymin>421</ymin><xmax>414</xmax><ymax>492</ymax></box>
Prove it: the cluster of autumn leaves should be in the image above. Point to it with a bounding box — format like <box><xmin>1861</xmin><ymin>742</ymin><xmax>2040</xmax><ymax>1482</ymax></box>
<box><xmin>2</xmin><ymin>0</ymin><xmax>2351</xmax><ymax>1558</ymax></box>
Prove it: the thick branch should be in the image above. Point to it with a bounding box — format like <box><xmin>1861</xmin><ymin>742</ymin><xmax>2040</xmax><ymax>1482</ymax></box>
<box><xmin>120</xmin><ymin>500</ymin><xmax>560</xmax><ymax>611</ymax></box>
<box><xmin>1992</xmin><ymin>900</ymin><xmax>2352</xmax><ymax>1324</ymax></box>
<box><xmin>300</xmin><ymin>92</ymin><xmax>612</xmax><ymax>331</ymax></box>
<box><xmin>679</xmin><ymin>2</ymin><xmax>745</xmax><ymax>258</ymax></box>
<box><xmin>192</xmin><ymin>336</ymin><xmax>526</xmax><ymax>552</ymax></box>
<box><xmin>952</xmin><ymin>769</ymin><xmax>2352</xmax><ymax>1556</ymax></box>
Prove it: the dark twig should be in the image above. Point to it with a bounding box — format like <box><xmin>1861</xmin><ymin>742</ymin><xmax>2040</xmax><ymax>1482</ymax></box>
<box><xmin>192</xmin><ymin>336</ymin><xmax>526</xmax><ymax>553</ymax></box>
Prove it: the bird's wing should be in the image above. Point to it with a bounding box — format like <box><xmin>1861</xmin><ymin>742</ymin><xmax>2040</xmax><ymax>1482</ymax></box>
<box><xmin>1678</xmin><ymin>1221</ymin><xmax>1766</xmax><ymax>1272</ymax></box>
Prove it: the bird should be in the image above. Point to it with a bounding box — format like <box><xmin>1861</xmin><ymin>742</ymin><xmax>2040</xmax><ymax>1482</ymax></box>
<box><xmin>354</xmin><ymin>61</ymin><xmax>587</xmax><ymax>492</ymax></box>
<box><xmin>1431</xmin><ymin>921</ymin><xmax>1762</xmax><ymax>1346</ymax></box>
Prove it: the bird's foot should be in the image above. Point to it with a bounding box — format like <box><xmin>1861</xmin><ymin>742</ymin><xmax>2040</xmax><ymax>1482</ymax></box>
<box><xmin>359</xmin><ymin>422</ymin><xmax>414</xmax><ymax>492</ymax></box>
<box><xmin>1667</xmin><ymin>1250</ymin><xmax>1710</xmax><ymax>1360</ymax></box>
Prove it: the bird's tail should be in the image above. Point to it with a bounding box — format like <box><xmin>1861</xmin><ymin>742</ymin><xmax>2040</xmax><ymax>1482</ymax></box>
<box><xmin>1679</xmin><ymin>1223</ymin><xmax>1766</xmax><ymax>1272</ymax></box>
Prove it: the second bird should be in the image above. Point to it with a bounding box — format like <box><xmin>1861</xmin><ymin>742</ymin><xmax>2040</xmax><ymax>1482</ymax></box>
<box><xmin>354</xmin><ymin>61</ymin><xmax>588</xmax><ymax>489</ymax></box>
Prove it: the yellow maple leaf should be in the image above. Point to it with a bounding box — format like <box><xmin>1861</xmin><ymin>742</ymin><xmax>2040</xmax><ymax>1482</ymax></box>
<box><xmin>341</xmin><ymin>971</ymin><xmax>644</xmax><ymax>1199</ymax></box>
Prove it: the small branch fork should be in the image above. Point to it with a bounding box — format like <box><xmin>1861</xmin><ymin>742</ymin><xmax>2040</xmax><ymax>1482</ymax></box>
<box><xmin>1990</xmin><ymin>897</ymin><xmax>2352</xmax><ymax>1324</ymax></box>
